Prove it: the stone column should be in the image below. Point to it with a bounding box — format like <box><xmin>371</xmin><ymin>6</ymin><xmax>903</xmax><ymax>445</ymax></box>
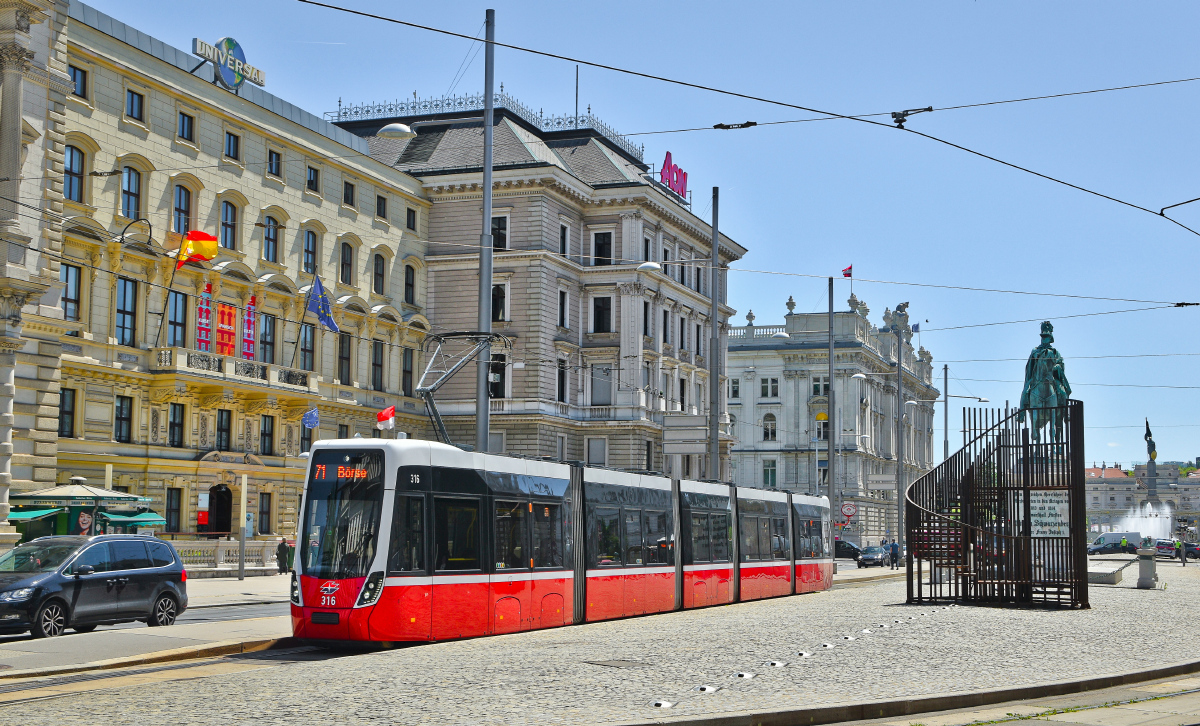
<box><xmin>0</xmin><ymin>43</ymin><xmax>31</xmax><ymax>230</ymax></box>
<box><xmin>0</xmin><ymin>287</ymin><xmax>26</xmax><ymax>547</ymax></box>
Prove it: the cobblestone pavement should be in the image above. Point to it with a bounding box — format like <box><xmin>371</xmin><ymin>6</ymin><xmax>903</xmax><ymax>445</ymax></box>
<box><xmin>6</xmin><ymin>565</ymin><xmax>1198</xmax><ymax>726</ymax></box>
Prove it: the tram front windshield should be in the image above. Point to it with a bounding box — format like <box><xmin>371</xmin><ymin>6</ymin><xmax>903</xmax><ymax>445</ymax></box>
<box><xmin>301</xmin><ymin>449</ymin><xmax>385</xmax><ymax>580</ymax></box>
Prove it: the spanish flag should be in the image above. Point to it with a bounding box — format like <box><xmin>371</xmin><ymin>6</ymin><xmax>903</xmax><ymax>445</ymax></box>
<box><xmin>175</xmin><ymin>230</ymin><xmax>219</xmax><ymax>269</ymax></box>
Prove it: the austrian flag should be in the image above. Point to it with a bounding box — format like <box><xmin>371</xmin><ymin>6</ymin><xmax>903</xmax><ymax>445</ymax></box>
<box><xmin>376</xmin><ymin>405</ymin><xmax>395</xmax><ymax>430</ymax></box>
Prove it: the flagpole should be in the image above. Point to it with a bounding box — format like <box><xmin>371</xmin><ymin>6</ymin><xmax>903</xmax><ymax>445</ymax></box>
<box><xmin>153</xmin><ymin>231</ymin><xmax>184</xmax><ymax>350</ymax></box>
<box><xmin>289</xmin><ymin>271</ymin><xmax>318</xmax><ymax>371</ymax></box>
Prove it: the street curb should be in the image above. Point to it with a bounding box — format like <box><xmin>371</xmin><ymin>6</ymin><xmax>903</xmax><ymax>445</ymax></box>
<box><xmin>0</xmin><ymin>637</ymin><xmax>299</xmax><ymax>680</ymax></box>
<box><xmin>612</xmin><ymin>657</ymin><xmax>1200</xmax><ymax>726</ymax></box>
<box><xmin>187</xmin><ymin>598</ymin><xmax>290</xmax><ymax>609</ymax></box>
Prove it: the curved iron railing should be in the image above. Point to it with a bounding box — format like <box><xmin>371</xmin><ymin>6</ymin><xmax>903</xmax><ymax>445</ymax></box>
<box><xmin>906</xmin><ymin>401</ymin><xmax>1088</xmax><ymax>608</ymax></box>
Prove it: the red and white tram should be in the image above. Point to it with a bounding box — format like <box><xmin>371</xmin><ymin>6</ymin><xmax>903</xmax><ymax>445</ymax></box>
<box><xmin>290</xmin><ymin>439</ymin><xmax>832</xmax><ymax>643</ymax></box>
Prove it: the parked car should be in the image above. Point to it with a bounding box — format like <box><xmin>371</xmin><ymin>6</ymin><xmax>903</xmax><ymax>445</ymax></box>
<box><xmin>1088</xmin><ymin>540</ymin><xmax>1135</xmax><ymax>556</ymax></box>
<box><xmin>0</xmin><ymin>535</ymin><xmax>187</xmax><ymax>638</ymax></box>
<box><xmin>834</xmin><ymin>540</ymin><xmax>862</xmax><ymax>561</ymax></box>
<box><xmin>858</xmin><ymin>546</ymin><xmax>889</xmax><ymax>568</ymax></box>
<box><xmin>1153</xmin><ymin>539</ymin><xmax>1199</xmax><ymax>559</ymax></box>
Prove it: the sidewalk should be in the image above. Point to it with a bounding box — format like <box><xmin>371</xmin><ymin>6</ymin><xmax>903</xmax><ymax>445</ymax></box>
<box><xmin>185</xmin><ymin>573</ymin><xmax>291</xmax><ymax>608</ymax></box>
<box><xmin>833</xmin><ymin>559</ymin><xmax>906</xmax><ymax>583</ymax></box>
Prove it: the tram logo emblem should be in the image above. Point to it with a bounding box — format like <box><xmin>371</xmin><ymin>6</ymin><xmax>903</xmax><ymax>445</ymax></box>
<box><xmin>319</xmin><ymin>581</ymin><xmax>340</xmax><ymax>595</ymax></box>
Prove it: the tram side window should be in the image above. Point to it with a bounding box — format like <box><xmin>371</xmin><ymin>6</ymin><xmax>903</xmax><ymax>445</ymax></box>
<box><xmin>710</xmin><ymin>513</ymin><xmax>731</xmax><ymax>562</ymax></box>
<box><xmin>495</xmin><ymin>500</ymin><xmax>529</xmax><ymax>569</ymax></box>
<box><xmin>794</xmin><ymin>518</ymin><xmax>810</xmax><ymax>558</ymax></box>
<box><xmin>740</xmin><ymin>515</ymin><xmax>759</xmax><ymax>562</ymax></box>
<box><xmin>532</xmin><ymin>502</ymin><xmax>563</xmax><ymax>568</ymax></box>
<box><xmin>624</xmin><ymin>509</ymin><xmax>643</xmax><ymax>565</ymax></box>
<box><xmin>592</xmin><ymin>507</ymin><xmax>621</xmax><ymax>567</ymax></box>
<box><xmin>772</xmin><ymin>517</ymin><xmax>788</xmax><ymax>559</ymax></box>
<box><xmin>643</xmin><ymin>510</ymin><xmax>673</xmax><ymax>565</ymax></box>
<box><xmin>388</xmin><ymin>495</ymin><xmax>425</xmax><ymax>574</ymax></box>
<box><xmin>434</xmin><ymin>498</ymin><xmax>480</xmax><ymax>571</ymax></box>
<box><xmin>690</xmin><ymin>512</ymin><xmax>711</xmax><ymax>563</ymax></box>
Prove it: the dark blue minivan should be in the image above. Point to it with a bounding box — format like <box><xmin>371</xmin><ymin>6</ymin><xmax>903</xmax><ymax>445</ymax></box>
<box><xmin>0</xmin><ymin>535</ymin><xmax>188</xmax><ymax>637</ymax></box>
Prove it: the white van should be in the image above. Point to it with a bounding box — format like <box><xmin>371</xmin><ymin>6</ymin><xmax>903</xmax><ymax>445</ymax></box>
<box><xmin>1092</xmin><ymin>531</ymin><xmax>1140</xmax><ymax>548</ymax></box>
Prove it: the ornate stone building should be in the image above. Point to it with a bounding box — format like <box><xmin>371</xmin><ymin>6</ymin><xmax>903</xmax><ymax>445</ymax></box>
<box><xmin>726</xmin><ymin>294</ymin><xmax>939</xmax><ymax>544</ymax></box>
<box><xmin>21</xmin><ymin>2</ymin><xmax>430</xmax><ymax>539</ymax></box>
<box><xmin>335</xmin><ymin>94</ymin><xmax>745</xmax><ymax>476</ymax></box>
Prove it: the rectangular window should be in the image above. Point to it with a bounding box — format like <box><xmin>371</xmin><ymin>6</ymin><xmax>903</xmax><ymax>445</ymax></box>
<box><xmin>406</xmin><ymin>207</ymin><xmax>417</xmax><ymax>231</ymax></box>
<box><xmin>488</xmin><ymin>353</ymin><xmax>506</xmax><ymax>399</ymax></box>
<box><xmin>343</xmin><ymin>181</ymin><xmax>355</xmax><ymax>207</ymax></box>
<box><xmin>680</xmin><ymin>318</ymin><xmax>687</xmax><ymax>350</ymax></box>
<box><xmin>306</xmin><ymin>166</ymin><xmax>319</xmax><ymax>193</ymax></box>
<box><xmin>592</xmin><ymin>506</ymin><xmax>620</xmax><ymax>566</ymax></box>
<box><xmin>690</xmin><ymin>513</ymin><xmax>711</xmax><ymax>563</ymax></box>
<box><xmin>402</xmin><ymin>347</ymin><xmax>414</xmax><ymax>397</ymax></box>
<box><xmin>165</xmin><ymin>488</ymin><xmax>181</xmax><ymax>533</ymax></box>
<box><xmin>177</xmin><ymin>112</ymin><xmax>194</xmax><ymax>142</ymax></box>
<box><xmin>741</xmin><ymin>515</ymin><xmax>760</xmax><ymax>561</ymax></box>
<box><xmin>258</xmin><ymin>493</ymin><xmax>272</xmax><ymax>535</ymax></box>
<box><xmin>404</xmin><ymin>265</ymin><xmax>416</xmax><ymax>304</ymax></box>
<box><xmin>388</xmin><ymin>493</ymin><xmax>425</xmax><ymax>573</ymax></box>
<box><xmin>69</xmin><ymin>65</ymin><xmax>87</xmax><ymax>98</ymax></box>
<box><xmin>300</xmin><ymin>426</ymin><xmax>312</xmax><ymax>453</ymax></box>
<box><xmin>263</xmin><ymin>218</ymin><xmax>279</xmax><ymax>262</ymax></box>
<box><xmin>121</xmin><ymin>166</ymin><xmax>141</xmax><ymax>219</ymax></box>
<box><xmin>125</xmin><ymin>89</ymin><xmax>143</xmax><ymax>120</ymax></box>
<box><xmin>761</xmin><ymin>377</ymin><xmax>779</xmax><ymax>398</ymax></box>
<box><xmin>644</xmin><ymin>237</ymin><xmax>651</xmax><ymax>261</ymax></box>
<box><xmin>763</xmin><ymin>460</ymin><xmax>777</xmax><ymax>488</ymax></box>
<box><xmin>590</xmin><ymin>364</ymin><xmax>612</xmax><ymax>406</ymax></box>
<box><xmin>643</xmin><ymin>301</ymin><xmax>650</xmax><ymax>337</ymax></box>
<box><xmin>593</xmin><ymin>232</ymin><xmax>612</xmax><ymax>266</ymax></box>
<box><xmin>376</xmin><ymin>194</ymin><xmax>387</xmax><ymax>219</ymax></box>
<box><xmin>624</xmin><ymin>509</ymin><xmax>644</xmax><ymax>565</ymax></box>
<box><xmin>711</xmin><ymin>513</ymin><xmax>730</xmax><ymax>561</ymax></box>
<box><xmin>338</xmin><ymin>424</ymin><xmax>349</xmax><ymax>439</ymax></box>
<box><xmin>114</xmin><ymin>395</ymin><xmax>133</xmax><ymax>443</ymax></box>
<box><xmin>173</xmin><ymin>185</ymin><xmax>191</xmax><ymax>235</ymax></box>
<box><xmin>730</xmin><ymin>378</ymin><xmax>740</xmax><ymax>399</ymax></box>
<box><xmin>679</xmin><ymin>379</ymin><xmax>686</xmax><ymax>409</ymax></box>
<box><xmin>812</xmin><ymin>376</ymin><xmax>829</xmax><ymax>396</ymax></box>
<box><xmin>558</xmin><ymin>290</ymin><xmax>567</xmax><ymax>328</ymax></box>
<box><xmin>299</xmin><ymin>324</ymin><xmax>315</xmax><ymax>371</ymax></box>
<box><xmin>340</xmin><ymin>242</ymin><xmax>354</xmax><ymax>285</ymax></box>
<box><xmin>817</xmin><ymin>420</ymin><xmax>829</xmax><ymax>441</ymax></box>
<box><xmin>556</xmin><ymin>435</ymin><xmax>567</xmax><ymax>461</ymax></box>
<box><xmin>434</xmin><ymin>497</ymin><xmax>481</xmax><ymax>571</ymax></box>
<box><xmin>224</xmin><ymin>132</ymin><xmax>240</xmax><ymax>160</ymax></box>
<box><xmin>533</xmin><ymin>502</ymin><xmax>563</xmax><ymax>568</ymax></box>
<box><xmin>303</xmin><ymin>231</ymin><xmax>317</xmax><ymax>274</ymax></box>
<box><xmin>259</xmin><ymin>314</ymin><xmax>276</xmax><ymax>364</ymax></box>
<box><xmin>167</xmin><ymin>291</ymin><xmax>187</xmax><ymax>348</ymax></box>
<box><xmin>168</xmin><ymin>403</ymin><xmax>185</xmax><ymax>448</ymax></box>
<box><xmin>587</xmin><ymin>438</ymin><xmax>607</xmax><ymax>466</ymax></box>
<box><xmin>216</xmin><ymin>410</ymin><xmax>231</xmax><ymax>451</ymax></box>
<box><xmin>696</xmin><ymin>324</ymin><xmax>703</xmax><ymax>356</ymax></box>
<box><xmin>260</xmin><ymin>415</ymin><xmax>275</xmax><ymax>457</ymax></box>
<box><xmin>494</xmin><ymin>500</ymin><xmax>530</xmax><ymax>570</ymax></box>
<box><xmin>59</xmin><ymin>388</ymin><xmax>76</xmax><ymax>438</ymax></box>
<box><xmin>267</xmin><ymin>149</ymin><xmax>281</xmax><ymax>176</ymax></box>
<box><xmin>662</xmin><ymin>310</ymin><xmax>670</xmax><ymax>344</ymax></box>
<box><xmin>491</xmin><ymin>216</ymin><xmax>507</xmax><ymax>250</ymax></box>
<box><xmin>557</xmin><ymin>361</ymin><xmax>567</xmax><ymax>403</ymax></box>
<box><xmin>645</xmin><ymin>441</ymin><xmax>653</xmax><ymax>472</ymax></box>
<box><xmin>60</xmin><ymin>264</ymin><xmax>81</xmax><ymax>322</ymax></box>
<box><xmin>593</xmin><ymin>297</ymin><xmax>612</xmax><ymax>333</ymax></box>
<box><xmin>337</xmin><ymin>333</ymin><xmax>352</xmax><ymax>385</ymax></box>
<box><xmin>559</xmin><ymin>225</ymin><xmax>568</xmax><ymax>256</ymax></box>
<box><xmin>220</xmin><ymin>201</ymin><xmax>238</xmax><ymax>249</ymax></box>
<box><xmin>491</xmin><ymin>284</ymin><xmax>506</xmax><ymax>322</ymax></box>
<box><xmin>115</xmin><ymin>277</ymin><xmax>137</xmax><ymax>346</ymax></box>
<box><xmin>371</xmin><ymin>340</ymin><xmax>385</xmax><ymax>391</ymax></box>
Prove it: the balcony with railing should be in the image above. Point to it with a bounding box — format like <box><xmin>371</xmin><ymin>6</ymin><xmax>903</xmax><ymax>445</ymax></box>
<box><xmin>151</xmin><ymin>348</ymin><xmax>317</xmax><ymax>392</ymax></box>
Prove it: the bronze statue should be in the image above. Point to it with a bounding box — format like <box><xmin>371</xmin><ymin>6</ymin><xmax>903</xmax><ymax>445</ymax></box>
<box><xmin>1145</xmin><ymin>419</ymin><xmax>1157</xmax><ymax>462</ymax></box>
<box><xmin>1019</xmin><ymin>321</ymin><xmax>1072</xmax><ymax>442</ymax></box>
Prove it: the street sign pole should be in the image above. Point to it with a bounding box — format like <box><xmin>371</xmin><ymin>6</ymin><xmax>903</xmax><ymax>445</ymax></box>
<box><xmin>238</xmin><ymin>473</ymin><xmax>247</xmax><ymax>581</ymax></box>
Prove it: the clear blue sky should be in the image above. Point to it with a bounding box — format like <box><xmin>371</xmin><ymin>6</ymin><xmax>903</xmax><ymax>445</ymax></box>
<box><xmin>88</xmin><ymin>1</ymin><xmax>1200</xmax><ymax>466</ymax></box>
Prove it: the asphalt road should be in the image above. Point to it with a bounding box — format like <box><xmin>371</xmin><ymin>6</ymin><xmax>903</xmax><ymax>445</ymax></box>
<box><xmin>0</xmin><ymin>602</ymin><xmax>290</xmax><ymax>645</ymax></box>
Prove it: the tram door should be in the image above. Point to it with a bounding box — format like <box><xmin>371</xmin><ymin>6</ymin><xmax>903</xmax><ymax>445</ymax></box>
<box><xmin>623</xmin><ymin>509</ymin><xmax>645</xmax><ymax>615</ymax></box>
<box><xmin>431</xmin><ymin>496</ymin><xmax>489</xmax><ymax>640</ymax></box>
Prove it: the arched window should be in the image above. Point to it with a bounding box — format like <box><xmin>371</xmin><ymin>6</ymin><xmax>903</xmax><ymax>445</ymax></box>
<box><xmin>339</xmin><ymin>242</ymin><xmax>354</xmax><ymax>285</ymax></box>
<box><xmin>372</xmin><ymin>254</ymin><xmax>385</xmax><ymax>294</ymax></box>
<box><xmin>121</xmin><ymin>167</ymin><xmax>141</xmax><ymax>219</ymax></box>
<box><xmin>263</xmin><ymin>216</ymin><xmax>279</xmax><ymax>263</ymax></box>
<box><xmin>404</xmin><ymin>264</ymin><xmax>415</xmax><ymax>304</ymax></box>
<box><xmin>303</xmin><ymin>230</ymin><xmax>317</xmax><ymax>274</ymax></box>
<box><xmin>63</xmin><ymin>145</ymin><xmax>84</xmax><ymax>203</ymax></box>
<box><xmin>220</xmin><ymin>201</ymin><xmax>237</xmax><ymax>249</ymax></box>
<box><xmin>173</xmin><ymin>185</ymin><xmax>191</xmax><ymax>234</ymax></box>
<box><xmin>762</xmin><ymin>413</ymin><xmax>777</xmax><ymax>441</ymax></box>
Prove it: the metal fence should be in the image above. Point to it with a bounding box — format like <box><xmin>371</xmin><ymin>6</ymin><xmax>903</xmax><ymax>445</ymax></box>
<box><xmin>906</xmin><ymin>401</ymin><xmax>1088</xmax><ymax>608</ymax></box>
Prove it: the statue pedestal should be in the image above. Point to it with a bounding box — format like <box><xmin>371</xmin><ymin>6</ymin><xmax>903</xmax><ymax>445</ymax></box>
<box><xmin>1136</xmin><ymin>548</ymin><xmax>1159</xmax><ymax>589</ymax></box>
<box><xmin>0</xmin><ymin>524</ymin><xmax>19</xmax><ymax>552</ymax></box>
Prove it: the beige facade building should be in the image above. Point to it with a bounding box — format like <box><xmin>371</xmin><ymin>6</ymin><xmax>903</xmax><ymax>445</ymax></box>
<box><xmin>335</xmin><ymin>95</ymin><xmax>745</xmax><ymax>476</ymax></box>
<box><xmin>0</xmin><ymin>2</ymin><xmax>431</xmax><ymax>540</ymax></box>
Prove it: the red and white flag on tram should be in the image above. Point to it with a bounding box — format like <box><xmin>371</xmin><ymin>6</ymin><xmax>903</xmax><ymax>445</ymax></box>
<box><xmin>842</xmin><ymin>265</ymin><xmax>853</xmax><ymax>278</ymax></box>
<box><xmin>376</xmin><ymin>405</ymin><xmax>396</xmax><ymax>430</ymax></box>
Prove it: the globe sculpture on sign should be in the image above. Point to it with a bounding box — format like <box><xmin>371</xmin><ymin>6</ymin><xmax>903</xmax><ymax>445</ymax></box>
<box><xmin>215</xmin><ymin>38</ymin><xmax>248</xmax><ymax>90</ymax></box>
<box><xmin>1018</xmin><ymin>321</ymin><xmax>1072</xmax><ymax>442</ymax></box>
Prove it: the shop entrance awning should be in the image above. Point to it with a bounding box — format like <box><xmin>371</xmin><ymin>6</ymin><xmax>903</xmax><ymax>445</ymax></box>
<box><xmin>99</xmin><ymin>511</ymin><xmax>166</xmax><ymax>526</ymax></box>
<box><xmin>7</xmin><ymin>508</ymin><xmax>64</xmax><ymax>521</ymax></box>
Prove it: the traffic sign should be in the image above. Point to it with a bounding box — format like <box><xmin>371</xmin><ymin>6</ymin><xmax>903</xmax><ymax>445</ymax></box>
<box><xmin>663</xmin><ymin>442</ymin><xmax>708</xmax><ymax>455</ymax></box>
<box><xmin>841</xmin><ymin>502</ymin><xmax>858</xmax><ymax>518</ymax></box>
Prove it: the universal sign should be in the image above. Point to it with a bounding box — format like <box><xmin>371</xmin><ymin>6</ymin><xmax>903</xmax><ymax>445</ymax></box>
<box><xmin>192</xmin><ymin>37</ymin><xmax>265</xmax><ymax>91</ymax></box>
<box><xmin>660</xmin><ymin>151</ymin><xmax>688</xmax><ymax>198</ymax></box>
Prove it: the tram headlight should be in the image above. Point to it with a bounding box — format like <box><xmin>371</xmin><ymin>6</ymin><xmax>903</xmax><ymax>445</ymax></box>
<box><xmin>356</xmin><ymin>571</ymin><xmax>384</xmax><ymax>607</ymax></box>
<box><xmin>290</xmin><ymin>571</ymin><xmax>301</xmax><ymax>606</ymax></box>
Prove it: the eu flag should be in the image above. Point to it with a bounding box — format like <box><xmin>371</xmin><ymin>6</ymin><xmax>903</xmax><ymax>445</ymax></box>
<box><xmin>306</xmin><ymin>276</ymin><xmax>339</xmax><ymax>333</ymax></box>
<box><xmin>301</xmin><ymin>407</ymin><xmax>319</xmax><ymax>429</ymax></box>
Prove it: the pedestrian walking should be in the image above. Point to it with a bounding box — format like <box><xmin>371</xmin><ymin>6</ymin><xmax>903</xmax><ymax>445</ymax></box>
<box><xmin>276</xmin><ymin>537</ymin><xmax>290</xmax><ymax>574</ymax></box>
<box><xmin>889</xmin><ymin>540</ymin><xmax>900</xmax><ymax>570</ymax></box>
<box><xmin>1176</xmin><ymin>539</ymin><xmax>1184</xmax><ymax>565</ymax></box>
